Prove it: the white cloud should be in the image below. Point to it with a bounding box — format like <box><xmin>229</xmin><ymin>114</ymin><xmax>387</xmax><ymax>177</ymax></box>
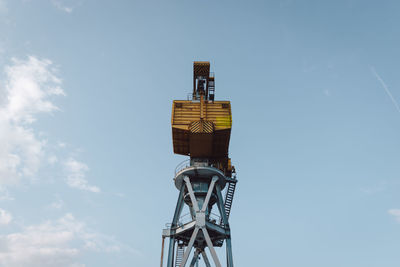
<box><xmin>0</xmin><ymin>213</ymin><xmax>121</xmax><ymax>267</ymax></box>
<box><xmin>49</xmin><ymin>199</ymin><xmax>64</xmax><ymax>209</ymax></box>
<box><xmin>58</xmin><ymin>142</ymin><xmax>67</xmax><ymax>148</ymax></box>
<box><xmin>0</xmin><ymin>56</ymin><xmax>65</xmax><ymax>185</ymax></box>
<box><xmin>48</xmin><ymin>155</ymin><xmax>58</xmax><ymax>164</ymax></box>
<box><xmin>0</xmin><ymin>208</ymin><xmax>12</xmax><ymax>225</ymax></box>
<box><xmin>64</xmin><ymin>158</ymin><xmax>100</xmax><ymax>193</ymax></box>
<box><xmin>388</xmin><ymin>209</ymin><xmax>400</xmax><ymax>223</ymax></box>
<box><xmin>3</xmin><ymin>57</ymin><xmax>64</xmax><ymax>122</ymax></box>
<box><xmin>51</xmin><ymin>0</ymin><xmax>74</xmax><ymax>13</ymax></box>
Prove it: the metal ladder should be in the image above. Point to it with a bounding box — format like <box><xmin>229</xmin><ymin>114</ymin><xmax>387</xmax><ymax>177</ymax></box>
<box><xmin>220</xmin><ymin>180</ymin><xmax>237</xmax><ymax>227</ymax></box>
<box><xmin>175</xmin><ymin>242</ymin><xmax>184</xmax><ymax>267</ymax></box>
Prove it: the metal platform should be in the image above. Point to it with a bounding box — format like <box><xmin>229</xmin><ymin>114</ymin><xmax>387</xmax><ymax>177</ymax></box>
<box><xmin>174</xmin><ymin>166</ymin><xmax>227</xmax><ymax>191</ymax></box>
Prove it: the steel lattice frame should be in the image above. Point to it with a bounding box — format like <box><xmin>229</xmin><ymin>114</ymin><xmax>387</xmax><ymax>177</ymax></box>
<box><xmin>161</xmin><ymin>170</ymin><xmax>235</xmax><ymax>267</ymax></box>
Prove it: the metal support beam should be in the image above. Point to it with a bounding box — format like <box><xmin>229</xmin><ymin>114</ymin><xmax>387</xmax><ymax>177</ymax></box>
<box><xmin>180</xmin><ymin>227</ymin><xmax>199</xmax><ymax>267</ymax></box>
<box><xmin>215</xmin><ymin>184</ymin><xmax>229</xmax><ymax>227</ymax></box>
<box><xmin>189</xmin><ymin>249</ymin><xmax>200</xmax><ymax>267</ymax></box>
<box><xmin>167</xmin><ymin>239</ymin><xmax>175</xmax><ymax>267</ymax></box>
<box><xmin>160</xmin><ymin>237</ymin><xmax>165</xmax><ymax>267</ymax></box>
<box><xmin>167</xmin><ymin>185</ymin><xmax>186</xmax><ymax>267</ymax></box>
<box><xmin>172</xmin><ymin>185</ymin><xmax>186</xmax><ymax>227</ymax></box>
<box><xmin>201</xmin><ymin>251</ymin><xmax>211</xmax><ymax>267</ymax></box>
<box><xmin>184</xmin><ymin>176</ymin><xmax>200</xmax><ymax>212</ymax></box>
<box><xmin>203</xmin><ymin>228</ymin><xmax>222</xmax><ymax>267</ymax></box>
<box><xmin>166</xmin><ymin>169</ymin><xmax>236</xmax><ymax>267</ymax></box>
<box><xmin>225</xmin><ymin>237</ymin><xmax>234</xmax><ymax>267</ymax></box>
<box><xmin>216</xmin><ymin>183</ymin><xmax>234</xmax><ymax>266</ymax></box>
<box><xmin>201</xmin><ymin>176</ymin><xmax>218</xmax><ymax>212</ymax></box>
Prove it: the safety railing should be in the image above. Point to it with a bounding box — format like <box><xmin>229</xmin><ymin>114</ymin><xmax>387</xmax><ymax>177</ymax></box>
<box><xmin>178</xmin><ymin>213</ymin><xmax>193</xmax><ymax>225</ymax></box>
<box><xmin>165</xmin><ymin>211</ymin><xmax>223</xmax><ymax>230</ymax></box>
<box><xmin>177</xmin><ymin>212</ymin><xmax>221</xmax><ymax>226</ymax></box>
<box><xmin>209</xmin><ymin>212</ymin><xmax>221</xmax><ymax>224</ymax></box>
<box><xmin>174</xmin><ymin>159</ymin><xmax>190</xmax><ymax>176</ymax></box>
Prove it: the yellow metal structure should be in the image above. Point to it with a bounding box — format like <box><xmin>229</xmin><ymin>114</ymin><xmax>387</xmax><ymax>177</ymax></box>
<box><xmin>171</xmin><ymin>61</ymin><xmax>234</xmax><ymax>177</ymax></box>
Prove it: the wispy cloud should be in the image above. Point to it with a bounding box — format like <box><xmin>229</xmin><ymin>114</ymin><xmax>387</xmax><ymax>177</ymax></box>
<box><xmin>48</xmin><ymin>155</ymin><xmax>58</xmax><ymax>164</ymax></box>
<box><xmin>0</xmin><ymin>213</ymin><xmax>124</xmax><ymax>266</ymax></box>
<box><xmin>0</xmin><ymin>56</ymin><xmax>65</xmax><ymax>184</ymax></box>
<box><xmin>388</xmin><ymin>209</ymin><xmax>400</xmax><ymax>223</ymax></box>
<box><xmin>49</xmin><ymin>199</ymin><xmax>65</xmax><ymax>209</ymax></box>
<box><xmin>64</xmin><ymin>158</ymin><xmax>100</xmax><ymax>193</ymax></box>
<box><xmin>0</xmin><ymin>55</ymin><xmax>126</xmax><ymax>265</ymax></box>
<box><xmin>0</xmin><ymin>56</ymin><xmax>101</xmax><ymax>193</ymax></box>
<box><xmin>58</xmin><ymin>142</ymin><xmax>67</xmax><ymax>148</ymax></box>
<box><xmin>51</xmin><ymin>0</ymin><xmax>74</xmax><ymax>13</ymax></box>
<box><xmin>370</xmin><ymin>66</ymin><xmax>400</xmax><ymax>114</ymax></box>
<box><xmin>0</xmin><ymin>208</ymin><xmax>12</xmax><ymax>225</ymax></box>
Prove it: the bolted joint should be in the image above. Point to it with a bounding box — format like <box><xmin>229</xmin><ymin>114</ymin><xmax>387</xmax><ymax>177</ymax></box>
<box><xmin>195</xmin><ymin>211</ymin><xmax>206</xmax><ymax>228</ymax></box>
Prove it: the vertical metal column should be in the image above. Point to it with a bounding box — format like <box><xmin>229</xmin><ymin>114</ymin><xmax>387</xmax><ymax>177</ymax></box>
<box><xmin>160</xmin><ymin>237</ymin><xmax>165</xmax><ymax>267</ymax></box>
<box><xmin>216</xmin><ymin>184</ymin><xmax>234</xmax><ymax>267</ymax></box>
<box><xmin>166</xmin><ymin>185</ymin><xmax>186</xmax><ymax>267</ymax></box>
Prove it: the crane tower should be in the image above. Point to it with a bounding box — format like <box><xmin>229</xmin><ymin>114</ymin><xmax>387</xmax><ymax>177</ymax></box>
<box><xmin>161</xmin><ymin>62</ymin><xmax>237</xmax><ymax>267</ymax></box>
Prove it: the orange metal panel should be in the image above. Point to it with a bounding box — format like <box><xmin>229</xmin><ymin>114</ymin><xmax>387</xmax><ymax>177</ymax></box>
<box><xmin>172</xmin><ymin>100</ymin><xmax>232</xmax><ymax>158</ymax></box>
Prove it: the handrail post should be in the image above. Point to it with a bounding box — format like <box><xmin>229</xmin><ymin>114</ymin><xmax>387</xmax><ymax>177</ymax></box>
<box><xmin>160</xmin><ymin>236</ymin><xmax>165</xmax><ymax>267</ymax></box>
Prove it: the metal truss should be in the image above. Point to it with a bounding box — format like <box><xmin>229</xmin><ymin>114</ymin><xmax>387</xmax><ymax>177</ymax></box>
<box><xmin>161</xmin><ymin>174</ymin><xmax>234</xmax><ymax>267</ymax></box>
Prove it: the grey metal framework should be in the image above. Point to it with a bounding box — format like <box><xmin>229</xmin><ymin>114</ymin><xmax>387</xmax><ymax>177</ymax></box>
<box><xmin>161</xmin><ymin>162</ymin><xmax>237</xmax><ymax>267</ymax></box>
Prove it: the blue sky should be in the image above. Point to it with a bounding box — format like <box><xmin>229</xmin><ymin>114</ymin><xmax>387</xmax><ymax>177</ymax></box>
<box><xmin>0</xmin><ymin>0</ymin><xmax>400</xmax><ymax>266</ymax></box>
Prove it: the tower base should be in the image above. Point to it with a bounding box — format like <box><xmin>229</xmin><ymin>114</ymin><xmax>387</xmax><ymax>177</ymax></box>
<box><xmin>161</xmin><ymin>165</ymin><xmax>236</xmax><ymax>267</ymax></box>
